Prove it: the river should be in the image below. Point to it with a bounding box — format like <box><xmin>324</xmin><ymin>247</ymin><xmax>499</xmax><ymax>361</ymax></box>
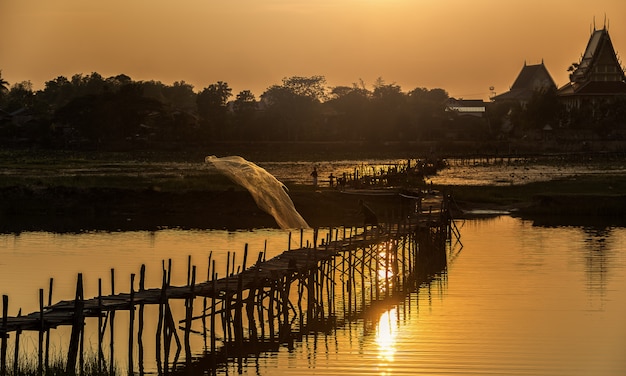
<box><xmin>1</xmin><ymin>158</ymin><xmax>626</xmax><ymax>374</ymax></box>
<box><xmin>1</xmin><ymin>217</ymin><xmax>625</xmax><ymax>375</ymax></box>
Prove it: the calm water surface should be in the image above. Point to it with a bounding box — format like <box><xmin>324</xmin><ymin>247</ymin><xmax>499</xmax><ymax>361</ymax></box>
<box><xmin>1</xmin><ymin>216</ymin><xmax>625</xmax><ymax>375</ymax></box>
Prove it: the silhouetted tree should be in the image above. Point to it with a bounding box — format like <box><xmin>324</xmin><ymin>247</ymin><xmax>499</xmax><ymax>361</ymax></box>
<box><xmin>260</xmin><ymin>76</ymin><xmax>326</xmax><ymax>141</ymax></box>
<box><xmin>38</xmin><ymin>76</ymin><xmax>74</xmax><ymax>114</ymax></box>
<box><xmin>54</xmin><ymin>84</ymin><xmax>164</xmax><ymax>149</ymax></box>
<box><xmin>368</xmin><ymin>79</ymin><xmax>406</xmax><ymax>141</ymax></box>
<box><xmin>0</xmin><ymin>70</ymin><xmax>8</xmax><ymax>101</ymax></box>
<box><xmin>232</xmin><ymin>90</ymin><xmax>258</xmax><ymax>140</ymax></box>
<box><xmin>3</xmin><ymin>81</ymin><xmax>35</xmax><ymax>112</ymax></box>
<box><xmin>197</xmin><ymin>81</ymin><xmax>232</xmax><ymax>140</ymax></box>
<box><xmin>407</xmin><ymin>87</ymin><xmax>449</xmax><ymax>140</ymax></box>
<box><xmin>522</xmin><ymin>88</ymin><xmax>563</xmax><ymax>130</ymax></box>
<box><xmin>163</xmin><ymin>81</ymin><xmax>196</xmax><ymax>113</ymax></box>
<box><xmin>326</xmin><ymin>84</ymin><xmax>371</xmax><ymax>141</ymax></box>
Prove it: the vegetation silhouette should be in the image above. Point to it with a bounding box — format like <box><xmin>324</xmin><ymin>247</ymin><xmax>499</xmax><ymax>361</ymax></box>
<box><xmin>0</xmin><ymin>71</ymin><xmax>625</xmax><ymax>152</ymax></box>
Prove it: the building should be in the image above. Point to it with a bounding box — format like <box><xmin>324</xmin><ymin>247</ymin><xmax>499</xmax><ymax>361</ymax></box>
<box><xmin>492</xmin><ymin>62</ymin><xmax>557</xmax><ymax>106</ymax></box>
<box><xmin>557</xmin><ymin>26</ymin><xmax>626</xmax><ymax>108</ymax></box>
<box><xmin>445</xmin><ymin>98</ymin><xmax>486</xmax><ymax>117</ymax></box>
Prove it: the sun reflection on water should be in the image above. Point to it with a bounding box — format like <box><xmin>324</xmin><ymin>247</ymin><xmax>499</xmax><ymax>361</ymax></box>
<box><xmin>376</xmin><ymin>307</ymin><xmax>397</xmax><ymax>365</ymax></box>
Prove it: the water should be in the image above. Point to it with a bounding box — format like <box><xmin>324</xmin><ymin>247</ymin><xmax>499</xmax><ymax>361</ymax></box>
<box><xmin>1</xmin><ymin>217</ymin><xmax>625</xmax><ymax>375</ymax></box>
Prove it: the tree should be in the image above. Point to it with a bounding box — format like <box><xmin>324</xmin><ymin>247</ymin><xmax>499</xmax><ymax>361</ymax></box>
<box><xmin>39</xmin><ymin>76</ymin><xmax>73</xmax><ymax>113</ymax></box>
<box><xmin>0</xmin><ymin>70</ymin><xmax>9</xmax><ymax>101</ymax></box>
<box><xmin>368</xmin><ymin>79</ymin><xmax>407</xmax><ymax>141</ymax></box>
<box><xmin>260</xmin><ymin>76</ymin><xmax>327</xmax><ymax>141</ymax></box>
<box><xmin>197</xmin><ymin>81</ymin><xmax>232</xmax><ymax>140</ymax></box>
<box><xmin>523</xmin><ymin>87</ymin><xmax>563</xmax><ymax>130</ymax></box>
<box><xmin>326</xmin><ymin>84</ymin><xmax>371</xmax><ymax>140</ymax></box>
<box><xmin>407</xmin><ymin>87</ymin><xmax>449</xmax><ymax>140</ymax></box>
<box><xmin>4</xmin><ymin>81</ymin><xmax>35</xmax><ymax>112</ymax></box>
<box><xmin>163</xmin><ymin>81</ymin><xmax>196</xmax><ymax>113</ymax></box>
<box><xmin>281</xmin><ymin>75</ymin><xmax>328</xmax><ymax>102</ymax></box>
<box><xmin>232</xmin><ymin>90</ymin><xmax>258</xmax><ymax>140</ymax></box>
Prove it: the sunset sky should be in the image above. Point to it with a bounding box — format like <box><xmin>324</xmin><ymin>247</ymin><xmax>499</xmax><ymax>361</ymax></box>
<box><xmin>1</xmin><ymin>0</ymin><xmax>625</xmax><ymax>100</ymax></box>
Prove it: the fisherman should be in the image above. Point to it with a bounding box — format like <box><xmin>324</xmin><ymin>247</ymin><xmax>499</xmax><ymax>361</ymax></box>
<box><xmin>358</xmin><ymin>199</ymin><xmax>378</xmax><ymax>227</ymax></box>
<box><xmin>310</xmin><ymin>166</ymin><xmax>319</xmax><ymax>187</ymax></box>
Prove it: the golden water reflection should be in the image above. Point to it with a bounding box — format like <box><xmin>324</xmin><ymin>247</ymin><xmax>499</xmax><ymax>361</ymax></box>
<box><xmin>375</xmin><ymin>308</ymin><xmax>397</xmax><ymax>364</ymax></box>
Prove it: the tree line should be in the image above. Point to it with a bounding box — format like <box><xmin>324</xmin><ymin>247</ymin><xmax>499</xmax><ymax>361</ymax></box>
<box><xmin>0</xmin><ymin>71</ymin><xmax>624</xmax><ymax>150</ymax></box>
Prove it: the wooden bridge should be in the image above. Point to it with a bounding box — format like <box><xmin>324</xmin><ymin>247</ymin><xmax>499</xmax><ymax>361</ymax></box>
<box><xmin>0</xmin><ymin>192</ymin><xmax>459</xmax><ymax>375</ymax></box>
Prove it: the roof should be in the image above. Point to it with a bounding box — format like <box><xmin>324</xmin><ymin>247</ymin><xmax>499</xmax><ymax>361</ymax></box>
<box><xmin>558</xmin><ymin>80</ymin><xmax>626</xmax><ymax>96</ymax></box>
<box><xmin>510</xmin><ymin>63</ymin><xmax>557</xmax><ymax>91</ymax></box>
<box><xmin>493</xmin><ymin>62</ymin><xmax>557</xmax><ymax>102</ymax></box>
<box><xmin>447</xmin><ymin>98</ymin><xmax>486</xmax><ymax>107</ymax></box>
<box><xmin>568</xmin><ymin>27</ymin><xmax>626</xmax><ymax>85</ymax></box>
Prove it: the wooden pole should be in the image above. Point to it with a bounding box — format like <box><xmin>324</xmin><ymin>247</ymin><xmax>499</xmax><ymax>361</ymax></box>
<box><xmin>97</xmin><ymin>279</ymin><xmax>103</xmax><ymax>373</ymax></box>
<box><xmin>242</xmin><ymin>243</ymin><xmax>248</xmax><ymax>271</ymax></box>
<box><xmin>38</xmin><ymin>289</ymin><xmax>43</xmax><ymax>376</ymax></box>
<box><xmin>128</xmin><ymin>273</ymin><xmax>135</xmax><ymax>376</ymax></box>
<box><xmin>109</xmin><ymin>269</ymin><xmax>115</xmax><ymax>376</ymax></box>
<box><xmin>234</xmin><ymin>274</ymin><xmax>244</xmax><ymax>352</ymax></box>
<box><xmin>360</xmin><ymin>249</ymin><xmax>366</xmax><ymax>309</ymax></box>
<box><xmin>203</xmin><ymin>253</ymin><xmax>212</xmax><ymax>351</ymax></box>
<box><xmin>12</xmin><ymin>309</ymin><xmax>21</xmax><ymax>376</ymax></box>
<box><xmin>184</xmin><ymin>266</ymin><xmax>196</xmax><ymax>366</ymax></box>
<box><xmin>211</xmin><ymin>265</ymin><xmax>216</xmax><ymax>356</ymax></box>
<box><xmin>67</xmin><ymin>273</ymin><xmax>84</xmax><ymax>375</ymax></box>
<box><xmin>1</xmin><ymin>295</ymin><xmax>7</xmax><ymax>376</ymax></box>
<box><xmin>138</xmin><ymin>265</ymin><xmax>145</xmax><ymax>376</ymax></box>
<box><xmin>45</xmin><ymin>278</ymin><xmax>52</xmax><ymax>372</ymax></box>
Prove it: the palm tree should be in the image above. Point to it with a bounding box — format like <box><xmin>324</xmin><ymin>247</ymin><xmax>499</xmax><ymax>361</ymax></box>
<box><xmin>0</xmin><ymin>70</ymin><xmax>9</xmax><ymax>97</ymax></box>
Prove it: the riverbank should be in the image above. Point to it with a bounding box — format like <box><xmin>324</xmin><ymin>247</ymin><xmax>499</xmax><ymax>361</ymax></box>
<box><xmin>2</xmin><ymin>149</ymin><xmax>626</xmax><ymax>232</ymax></box>
<box><xmin>0</xmin><ymin>185</ymin><xmax>413</xmax><ymax>232</ymax></box>
<box><xmin>2</xmin><ymin>174</ymin><xmax>626</xmax><ymax>233</ymax></box>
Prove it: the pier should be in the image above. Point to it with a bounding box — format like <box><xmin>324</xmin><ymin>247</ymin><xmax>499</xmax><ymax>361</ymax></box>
<box><xmin>0</xmin><ymin>192</ymin><xmax>459</xmax><ymax>375</ymax></box>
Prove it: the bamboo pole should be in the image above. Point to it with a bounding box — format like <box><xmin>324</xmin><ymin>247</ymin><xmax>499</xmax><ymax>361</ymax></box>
<box><xmin>97</xmin><ymin>279</ymin><xmax>103</xmax><ymax>373</ymax></box>
<box><xmin>184</xmin><ymin>265</ymin><xmax>196</xmax><ymax>367</ymax></box>
<box><xmin>45</xmin><ymin>278</ymin><xmax>52</xmax><ymax>372</ymax></box>
<box><xmin>38</xmin><ymin>289</ymin><xmax>43</xmax><ymax>376</ymax></box>
<box><xmin>129</xmin><ymin>273</ymin><xmax>135</xmax><ymax>376</ymax></box>
<box><xmin>12</xmin><ymin>309</ymin><xmax>21</xmax><ymax>376</ymax></box>
<box><xmin>1</xmin><ymin>295</ymin><xmax>7</xmax><ymax>376</ymax></box>
<box><xmin>211</xmin><ymin>265</ymin><xmax>216</xmax><ymax>356</ymax></box>
<box><xmin>67</xmin><ymin>273</ymin><xmax>84</xmax><ymax>375</ymax></box>
<box><xmin>156</xmin><ymin>268</ymin><xmax>166</xmax><ymax>374</ymax></box>
<box><xmin>109</xmin><ymin>269</ymin><xmax>115</xmax><ymax>376</ymax></box>
<box><xmin>138</xmin><ymin>264</ymin><xmax>145</xmax><ymax>376</ymax></box>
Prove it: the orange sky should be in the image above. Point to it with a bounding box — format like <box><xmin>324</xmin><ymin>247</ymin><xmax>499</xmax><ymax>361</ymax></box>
<box><xmin>1</xmin><ymin>0</ymin><xmax>625</xmax><ymax>100</ymax></box>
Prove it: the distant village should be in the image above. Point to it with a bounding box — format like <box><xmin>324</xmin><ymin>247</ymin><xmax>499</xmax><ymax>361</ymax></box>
<box><xmin>1</xmin><ymin>25</ymin><xmax>625</xmax><ymax>153</ymax></box>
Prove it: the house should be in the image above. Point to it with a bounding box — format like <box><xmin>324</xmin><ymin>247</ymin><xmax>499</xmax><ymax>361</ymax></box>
<box><xmin>557</xmin><ymin>26</ymin><xmax>626</xmax><ymax>108</ymax></box>
<box><xmin>492</xmin><ymin>62</ymin><xmax>557</xmax><ymax>106</ymax></box>
<box><xmin>446</xmin><ymin>98</ymin><xmax>486</xmax><ymax>118</ymax></box>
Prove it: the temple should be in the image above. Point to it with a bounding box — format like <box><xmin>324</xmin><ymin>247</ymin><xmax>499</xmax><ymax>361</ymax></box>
<box><xmin>558</xmin><ymin>26</ymin><xmax>626</xmax><ymax>107</ymax></box>
<box><xmin>492</xmin><ymin>61</ymin><xmax>557</xmax><ymax>106</ymax></box>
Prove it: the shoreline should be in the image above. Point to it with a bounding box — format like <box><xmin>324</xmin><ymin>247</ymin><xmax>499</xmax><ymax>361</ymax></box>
<box><xmin>2</xmin><ymin>149</ymin><xmax>626</xmax><ymax>232</ymax></box>
<box><xmin>2</xmin><ymin>182</ymin><xmax>626</xmax><ymax>233</ymax></box>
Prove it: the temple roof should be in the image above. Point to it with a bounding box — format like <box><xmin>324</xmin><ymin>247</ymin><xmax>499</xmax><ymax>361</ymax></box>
<box><xmin>493</xmin><ymin>62</ymin><xmax>556</xmax><ymax>102</ymax></box>
<box><xmin>559</xmin><ymin>27</ymin><xmax>626</xmax><ymax>96</ymax></box>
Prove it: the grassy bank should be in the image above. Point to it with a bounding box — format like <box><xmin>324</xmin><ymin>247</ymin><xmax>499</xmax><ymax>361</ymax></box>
<box><xmin>439</xmin><ymin>174</ymin><xmax>626</xmax><ymax>223</ymax></box>
<box><xmin>5</xmin><ymin>354</ymin><xmax>117</xmax><ymax>376</ymax></box>
<box><xmin>2</xmin><ymin>148</ymin><xmax>626</xmax><ymax>231</ymax></box>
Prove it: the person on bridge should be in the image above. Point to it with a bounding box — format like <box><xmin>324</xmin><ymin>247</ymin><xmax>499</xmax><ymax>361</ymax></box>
<box><xmin>310</xmin><ymin>166</ymin><xmax>319</xmax><ymax>187</ymax></box>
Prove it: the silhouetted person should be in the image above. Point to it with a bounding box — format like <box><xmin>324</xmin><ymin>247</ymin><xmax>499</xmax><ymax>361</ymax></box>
<box><xmin>328</xmin><ymin>173</ymin><xmax>335</xmax><ymax>187</ymax></box>
<box><xmin>310</xmin><ymin>167</ymin><xmax>318</xmax><ymax>187</ymax></box>
<box><xmin>358</xmin><ymin>199</ymin><xmax>378</xmax><ymax>227</ymax></box>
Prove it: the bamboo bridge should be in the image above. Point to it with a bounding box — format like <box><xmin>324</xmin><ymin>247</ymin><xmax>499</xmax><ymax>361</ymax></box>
<box><xmin>0</xmin><ymin>192</ymin><xmax>460</xmax><ymax>375</ymax></box>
